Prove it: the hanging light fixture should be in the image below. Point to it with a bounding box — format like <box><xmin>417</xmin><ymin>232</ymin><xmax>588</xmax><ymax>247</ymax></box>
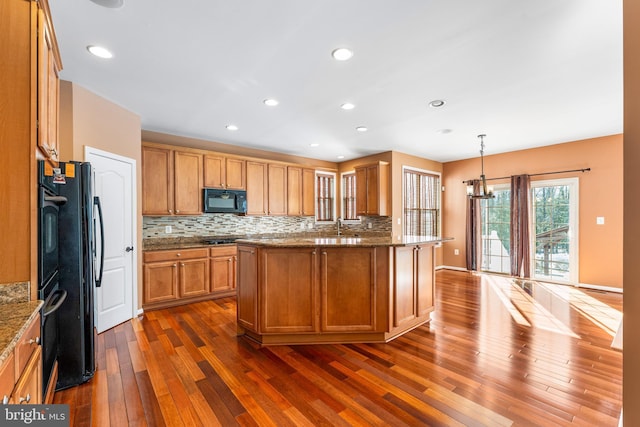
<box><xmin>466</xmin><ymin>134</ymin><xmax>495</xmax><ymax>199</ymax></box>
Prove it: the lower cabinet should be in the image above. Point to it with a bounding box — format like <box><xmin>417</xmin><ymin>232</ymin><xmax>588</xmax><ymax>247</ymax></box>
<box><xmin>0</xmin><ymin>313</ymin><xmax>42</xmax><ymax>405</ymax></box>
<box><xmin>143</xmin><ymin>246</ymin><xmax>237</xmax><ymax>310</ymax></box>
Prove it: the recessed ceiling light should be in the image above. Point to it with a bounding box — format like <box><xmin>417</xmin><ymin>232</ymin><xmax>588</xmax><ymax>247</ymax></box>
<box><xmin>331</xmin><ymin>48</ymin><xmax>353</xmax><ymax>61</ymax></box>
<box><xmin>87</xmin><ymin>45</ymin><xmax>113</xmax><ymax>59</ymax></box>
<box><xmin>356</xmin><ymin>126</ymin><xmax>368</xmax><ymax>132</ymax></box>
<box><xmin>309</xmin><ymin>143</ymin><xmax>320</xmax><ymax>147</ymax></box>
<box><xmin>341</xmin><ymin>103</ymin><xmax>355</xmax><ymax>110</ymax></box>
<box><xmin>263</xmin><ymin>98</ymin><xmax>279</xmax><ymax>107</ymax></box>
<box><xmin>89</xmin><ymin>0</ymin><xmax>124</xmax><ymax>8</ymax></box>
<box><xmin>225</xmin><ymin>124</ymin><xmax>238</xmax><ymax>131</ymax></box>
<box><xmin>337</xmin><ymin>155</ymin><xmax>345</xmax><ymax>159</ymax></box>
<box><xmin>436</xmin><ymin>129</ymin><xmax>452</xmax><ymax>134</ymax></box>
<box><xmin>428</xmin><ymin>99</ymin><xmax>446</xmax><ymax>108</ymax></box>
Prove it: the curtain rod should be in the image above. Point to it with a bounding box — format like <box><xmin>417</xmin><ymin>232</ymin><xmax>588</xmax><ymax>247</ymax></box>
<box><xmin>462</xmin><ymin>168</ymin><xmax>591</xmax><ymax>184</ymax></box>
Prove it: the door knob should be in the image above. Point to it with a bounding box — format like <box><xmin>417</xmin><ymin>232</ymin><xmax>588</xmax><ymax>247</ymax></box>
<box><xmin>125</xmin><ymin>246</ymin><xmax>134</xmax><ymax>252</ymax></box>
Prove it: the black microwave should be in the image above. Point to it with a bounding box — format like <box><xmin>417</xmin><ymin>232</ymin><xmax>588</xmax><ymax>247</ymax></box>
<box><xmin>203</xmin><ymin>188</ymin><xmax>247</xmax><ymax>214</ymax></box>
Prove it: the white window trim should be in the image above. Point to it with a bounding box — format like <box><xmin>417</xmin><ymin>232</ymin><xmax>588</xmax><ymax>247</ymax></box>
<box><xmin>401</xmin><ymin>166</ymin><xmax>442</xmax><ymax>237</ymax></box>
<box><xmin>340</xmin><ymin>171</ymin><xmax>361</xmax><ymax>224</ymax></box>
<box><xmin>315</xmin><ymin>171</ymin><xmax>337</xmax><ymax>223</ymax></box>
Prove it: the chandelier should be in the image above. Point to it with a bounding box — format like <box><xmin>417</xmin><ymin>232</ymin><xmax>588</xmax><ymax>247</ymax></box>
<box><xmin>466</xmin><ymin>134</ymin><xmax>495</xmax><ymax>199</ymax></box>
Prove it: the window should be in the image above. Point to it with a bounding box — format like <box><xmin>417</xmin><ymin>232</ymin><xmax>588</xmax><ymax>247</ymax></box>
<box><xmin>341</xmin><ymin>172</ymin><xmax>358</xmax><ymax>220</ymax></box>
<box><xmin>480</xmin><ymin>186</ymin><xmax>511</xmax><ymax>274</ymax></box>
<box><xmin>479</xmin><ymin>178</ymin><xmax>578</xmax><ymax>283</ymax></box>
<box><xmin>403</xmin><ymin>168</ymin><xmax>440</xmax><ymax>237</ymax></box>
<box><xmin>316</xmin><ymin>172</ymin><xmax>335</xmax><ymax>222</ymax></box>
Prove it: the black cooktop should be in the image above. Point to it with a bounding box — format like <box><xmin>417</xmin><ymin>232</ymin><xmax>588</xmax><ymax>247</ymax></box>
<box><xmin>205</xmin><ymin>238</ymin><xmax>236</xmax><ymax>245</ymax></box>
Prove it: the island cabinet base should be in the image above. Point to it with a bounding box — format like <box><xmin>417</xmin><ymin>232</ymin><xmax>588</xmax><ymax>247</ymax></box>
<box><xmin>236</xmin><ymin>241</ymin><xmax>436</xmax><ymax>345</ymax></box>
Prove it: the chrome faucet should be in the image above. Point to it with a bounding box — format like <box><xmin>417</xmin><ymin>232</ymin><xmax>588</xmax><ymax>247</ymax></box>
<box><xmin>336</xmin><ymin>217</ymin><xmax>342</xmax><ymax>236</ymax></box>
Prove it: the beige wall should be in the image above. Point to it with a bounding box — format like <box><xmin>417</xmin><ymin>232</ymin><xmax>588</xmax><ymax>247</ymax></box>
<box><xmin>624</xmin><ymin>0</ymin><xmax>639</xmax><ymax>423</ymax></box>
<box><xmin>442</xmin><ymin>134</ymin><xmax>623</xmax><ymax>288</ymax></box>
<box><xmin>59</xmin><ymin>81</ymin><xmax>143</xmax><ymax>309</ymax></box>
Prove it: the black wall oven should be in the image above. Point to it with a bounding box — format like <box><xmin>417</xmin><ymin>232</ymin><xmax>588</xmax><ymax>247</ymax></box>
<box><xmin>37</xmin><ymin>161</ymin><xmax>68</xmax><ymax>399</ymax></box>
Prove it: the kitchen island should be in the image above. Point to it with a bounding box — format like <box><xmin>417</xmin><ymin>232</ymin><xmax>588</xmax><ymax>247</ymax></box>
<box><xmin>235</xmin><ymin>236</ymin><xmax>450</xmax><ymax>345</ymax></box>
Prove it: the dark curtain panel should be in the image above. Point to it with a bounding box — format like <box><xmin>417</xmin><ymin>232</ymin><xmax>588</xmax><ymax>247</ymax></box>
<box><xmin>465</xmin><ymin>180</ymin><xmax>482</xmax><ymax>270</ymax></box>
<box><xmin>510</xmin><ymin>174</ymin><xmax>531</xmax><ymax>277</ymax></box>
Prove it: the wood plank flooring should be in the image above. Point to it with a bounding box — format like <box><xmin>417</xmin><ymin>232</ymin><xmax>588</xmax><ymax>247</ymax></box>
<box><xmin>53</xmin><ymin>270</ymin><xmax>623</xmax><ymax>426</ymax></box>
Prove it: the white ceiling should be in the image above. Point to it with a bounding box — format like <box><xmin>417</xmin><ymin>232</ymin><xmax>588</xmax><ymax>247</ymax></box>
<box><xmin>49</xmin><ymin>0</ymin><xmax>622</xmax><ymax>162</ymax></box>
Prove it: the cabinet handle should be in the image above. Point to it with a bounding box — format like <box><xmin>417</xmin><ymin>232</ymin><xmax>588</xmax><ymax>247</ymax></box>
<box><xmin>18</xmin><ymin>394</ymin><xmax>31</xmax><ymax>404</ymax></box>
<box><xmin>29</xmin><ymin>337</ymin><xmax>40</xmax><ymax>345</ymax></box>
<box><xmin>2</xmin><ymin>395</ymin><xmax>9</xmax><ymax>404</ymax></box>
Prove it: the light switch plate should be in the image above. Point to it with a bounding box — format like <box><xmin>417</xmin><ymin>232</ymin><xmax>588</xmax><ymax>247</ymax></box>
<box><xmin>596</xmin><ymin>217</ymin><xmax>605</xmax><ymax>225</ymax></box>
<box><xmin>165</xmin><ymin>225</ymin><xmax>172</xmax><ymax>233</ymax></box>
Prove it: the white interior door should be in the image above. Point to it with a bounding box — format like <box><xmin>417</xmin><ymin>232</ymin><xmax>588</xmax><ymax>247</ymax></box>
<box><xmin>86</xmin><ymin>147</ymin><xmax>137</xmax><ymax>333</ymax></box>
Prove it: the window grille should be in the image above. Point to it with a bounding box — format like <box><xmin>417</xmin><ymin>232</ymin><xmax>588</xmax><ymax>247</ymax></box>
<box><xmin>316</xmin><ymin>173</ymin><xmax>335</xmax><ymax>221</ymax></box>
<box><xmin>342</xmin><ymin>172</ymin><xmax>358</xmax><ymax>220</ymax></box>
<box><xmin>403</xmin><ymin>169</ymin><xmax>440</xmax><ymax>236</ymax></box>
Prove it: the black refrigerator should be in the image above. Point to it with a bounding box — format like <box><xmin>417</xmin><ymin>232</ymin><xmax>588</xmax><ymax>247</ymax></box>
<box><xmin>51</xmin><ymin>161</ymin><xmax>104</xmax><ymax>390</ymax></box>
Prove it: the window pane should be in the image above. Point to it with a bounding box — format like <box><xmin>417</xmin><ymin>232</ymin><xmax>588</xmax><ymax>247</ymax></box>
<box><xmin>481</xmin><ymin>188</ymin><xmax>511</xmax><ymax>274</ymax></box>
<box><xmin>403</xmin><ymin>170</ymin><xmax>440</xmax><ymax>237</ymax></box>
<box><xmin>342</xmin><ymin>173</ymin><xmax>358</xmax><ymax>220</ymax></box>
<box><xmin>316</xmin><ymin>173</ymin><xmax>335</xmax><ymax>221</ymax></box>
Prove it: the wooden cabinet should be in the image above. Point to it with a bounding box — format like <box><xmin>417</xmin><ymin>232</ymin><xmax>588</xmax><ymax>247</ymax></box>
<box><xmin>391</xmin><ymin>245</ymin><xmax>435</xmax><ymax>331</ymax></box>
<box><xmin>287</xmin><ymin>167</ymin><xmax>315</xmax><ymax>216</ymax></box>
<box><xmin>246</xmin><ymin>161</ymin><xmax>268</xmax><ymax>215</ymax></box>
<box><xmin>204</xmin><ymin>155</ymin><xmax>246</xmax><ymax>190</ymax></box>
<box><xmin>355</xmin><ymin>162</ymin><xmax>389</xmax><ymax>216</ymax></box>
<box><xmin>237</xmin><ymin>245</ymin><xmax>258</xmax><ymax>331</ymax></box>
<box><xmin>320</xmin><ymin>248</ymin><xmax>378</xmax><ymax>332</ymax></box>
<box><xmin>261</xmin><ymin>248</ymin><xmax>317</xmax><ymax>333</ymax></box>
<box><xmin>0</xmin><ymin>314</ymin><xmax>42</xmax><ymax>405</ymax></box>
<box><xmin>143</xmin><ymin>248</ymin><xmax>209</xmax><ymax>308</ymax></box>
<box><xmin>210</xmin><ymin>246</ymin><xmax>237</xmax><ymax>295</ymax></box>
<box><xmin>142</xmin><ymin>145</ymin><xmax>203</xmax><ymax>215</ymax></box>
<box><xmin>267</xmin><ymin>163</ymin><xmax>287</xmax><ymax>215</ymax></box>
<box><xmin>37</xmin><ymin>1</ymin><xmax>62</xmax><ymax>163</ymax></box>
<box><xmin>1</xmin><ymin>0</ymin><xmax>61</xmax><ymax>285</ymax></box>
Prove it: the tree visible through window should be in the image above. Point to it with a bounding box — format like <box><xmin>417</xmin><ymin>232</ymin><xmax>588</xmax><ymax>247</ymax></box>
<box><xmin>403</xmin><ymin>169</ymin><xmax>440</xmax><ymax>237</ymax></box>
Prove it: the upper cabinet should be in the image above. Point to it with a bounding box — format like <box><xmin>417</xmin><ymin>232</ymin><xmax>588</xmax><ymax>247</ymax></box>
<box><xmin>203</xmin><ymin>155</ymin><xmax>246</xmax><ymax>190</ymax></box>
<box><xmin>267</xmin><ymin>163</ymin><xmax>287</xmax><ymax>216</ymax></box>
<box><xmin>287</xmin><ymin>166</ymin><xmax>315</xmax><ymax>216</ymax></box>
<box><xmin>36</xmin><ymin>0</ymin><xmax>62</xmax><ymax>163</ymax></box>
<box><xmin>142</xmin><ymin>145</ymin><xmax>203</xmax><ymax>216</ymax></box>
<box><xmin>246</xmin><ymin>161</ymin><xmax>268</xmax><ymax>215</ymax></box>
<box><xmin>355</xmin><ymin>162</ymin><xmax>390</xmax><ymax>216</ymax></box>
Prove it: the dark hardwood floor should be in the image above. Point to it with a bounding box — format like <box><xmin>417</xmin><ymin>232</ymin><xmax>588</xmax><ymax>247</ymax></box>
<box><xmin>53</xmin><ymin>270</ymin><xmax>623</xmax><ymax>426</ymax></box>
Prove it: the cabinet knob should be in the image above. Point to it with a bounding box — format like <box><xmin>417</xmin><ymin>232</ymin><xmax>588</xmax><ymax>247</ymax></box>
<box><xmin>168</xmin><ymin>209</ymin><xmax>173</xmax><ymax>213</ymax></box>
<box><xmin>176</xmin><ymin>210</ymin><xmax>180</xmax><ymax>213</ymax></box>
<box><xmin>176</xmin><ymin>253</ymin><xmax>181</xmax><ymax>257</ymax></box>
<box><xmin>18</xmin><ymin>394</ymin><xmax>31</xmax><ymax>404</ymax></box>
<box><xmin>180</xmin><ymin>263</ymin><xmax>185</xmax><ymax>267</ymax></box>
<box><xmin>173</xmin><ymin>263</ymin><xmax>177</xmax><ymax>267</ymax></box>
<box><xmin>28</xmin><ymin>336</ymin><xmax>40</xmax><ymax>345</ymax></box>
<box><xmin>2</xmin><ymin>395</ymin><xmax>9</xmax><ymax>404</ymax></box>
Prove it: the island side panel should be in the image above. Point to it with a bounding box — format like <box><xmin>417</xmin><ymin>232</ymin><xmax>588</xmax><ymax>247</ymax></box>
<box><xmin>237</xmin><ymin>245</ymin><xmax>258</xmax><ymax>332</ymax></box>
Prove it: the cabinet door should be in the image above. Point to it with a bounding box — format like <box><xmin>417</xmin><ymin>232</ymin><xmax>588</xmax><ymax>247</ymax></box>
<box><xmin>267</xmin><ymin>164</ymin><xmax>287</xmax><ymax>215</ymax></box>
<box><xmin>142</xmin><ymin>146</ymin><xmax>174</xmax><ymax>215</ymax></box>
<box><xmin>0</xmin><ymin>353</ymin><xmax>15</xmax><ymax>404</ymax></box>
<box><xmin>320</xmin><ymin>247</ymin><xmax>377</xmax><ymax>332</ymax></box>
<box><xmin>287</xmin><ymin>166</ymin><xmax>302</xmax><ymax>215</ymax></box>
<box><xmin>179</xmin><ymin>258</ymin><xmax>210</xmax><ymax>297</ymax></box>
<box><xmin>174</xmin><ymin>150</ymin><xmax>203</xmax><ymax>215</ymax></box>
<box><xmin>246</xmin><ymin>161</ymin><xmax>267</xmax><ymax>215</ymax></box>
<box><xmin>392</xmin><ymin>246</ymin><xmax>418</xmax><ymax>327</ymax></box>
<box><xmin>225</xmin><ymin>158</ymin><xmax>246</xmax><ymax>190</ymax></box>
<box><xmin>211</xmin><ymin>255</ymin><xmax>235</xmax><ymax>292</ymax></box>
<box><xmin>237</xmin><ymin>245</ymin><xmax>258</xmax><ymax>331</ymax></box>
<box><xmin>365</xmin><ymin>166</ymin><xmax>379</xmax><ymax>215</ymax></box>
<box><xmin>143</xmin><ymin>261</ymin><xmax>178</xmax><ymax>304</ymax></box>
<box><xmin>416</xmin><ymin>245</ymin><xmax>435</xmax><ymax>317</ymax></box>
<box><xmin>355</xmin><ymin>167</ymin><xmax>368</xmax><ymax>216</ymax></box>
<box><xmin>37</xmin><ymin>6</ymin><xmax>61</xmax><ymax>162</ymax></box>
<box><xmin>302</xmin><ymin>168</ymin><xmax>316</xmax><ymax>216</ymax></box>
<box><xmin>203</xmin><ymin>155</ymin><xmax>225</xmax><ymax>188</ymax></box>
<box><xmin>261</xmin><ymin>248</ymin><xmax>317</xmax><ymax>333</ymax></box>
<box><xmin>12</xmin><ymin>346</ymin><xmax>42</xmax><ymax>405</ymax></box>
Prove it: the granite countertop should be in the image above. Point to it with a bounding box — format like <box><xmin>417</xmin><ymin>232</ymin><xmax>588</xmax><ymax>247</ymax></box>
<box><xmin>236</xmin><ymin>235</ymin><xmax>453</xmax><ymax>248</ymax></box>
<box><xmin>0</xmin><ymin>300</ymin><xmax>43</xmax><ymax>365</ymax></box>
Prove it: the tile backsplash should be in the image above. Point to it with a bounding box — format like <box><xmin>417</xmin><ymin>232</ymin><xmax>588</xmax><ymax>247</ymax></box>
<box><xmin>143</xmin><ymin>214</ymin><xmax>392</xmax><ymax>240</ymax></box>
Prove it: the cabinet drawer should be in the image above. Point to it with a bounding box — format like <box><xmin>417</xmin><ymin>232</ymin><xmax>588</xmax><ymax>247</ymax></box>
<box><xmin>14</xmin><ymin>314</ymin><xmax>40</xmax><ymax>378</ymax></box>
<box><xmin>12</xmin><ymin>346</ymin><xmax>42</xmax><ymax>405</ymax></box>
<box><xmin>144</xmin><ymin>248</ymin><xmax>208</xmax><ymax>263</ymax></box>
<box><xmin>0</xmin><ymin>352</ymin><xmax>15</xmax><ymax>404</ymax></box>
<box><xmin>209</xmin><ymin>246</ymin><xmax>237</xmax><ymax>257</ymax></box>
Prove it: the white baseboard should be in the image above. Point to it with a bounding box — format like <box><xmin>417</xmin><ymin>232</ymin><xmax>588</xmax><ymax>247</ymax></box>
<box><xmin>436</xmin><ymin>265</ymin><xmax>468</xmax><ymax>272</ymax></box>
<box><xmin>136</xmin><ymin>308</ymin><xmax>144</xmax><ymax>317</ymax></box>
<box><xmin>576</xmin><ymin>282</ymin><xmax>623</xmax><ymax>294</ymax></box>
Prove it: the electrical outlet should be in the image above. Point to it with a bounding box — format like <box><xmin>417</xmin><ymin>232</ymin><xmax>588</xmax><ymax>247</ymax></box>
<box><xmin>165</xmin><ymin>225</ymin><xmax>172</xmax><ymax>234</ymax></box>
<box><xmin>454</xmin><ymin>249</ymin><xmax>460</xmax><ymax>255</ymax></box>
<box><xmin>307</xmin><ymin>222</ymin><xmax>313</xmax><ymax>229</ymax></box>
<box><xmin>300</xmin><ymin>222</ymin><xmax>306</xmax><ymax>229</ymax></box>
<box><xmin>367</xmin><ymin>222</ymin><xmax>372</xmax><ymax>229</ymax></box>
<box><xmin>596</xmin><ymin>216</ymin><xmax>605</xmax><ymax>225</ymax></box>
